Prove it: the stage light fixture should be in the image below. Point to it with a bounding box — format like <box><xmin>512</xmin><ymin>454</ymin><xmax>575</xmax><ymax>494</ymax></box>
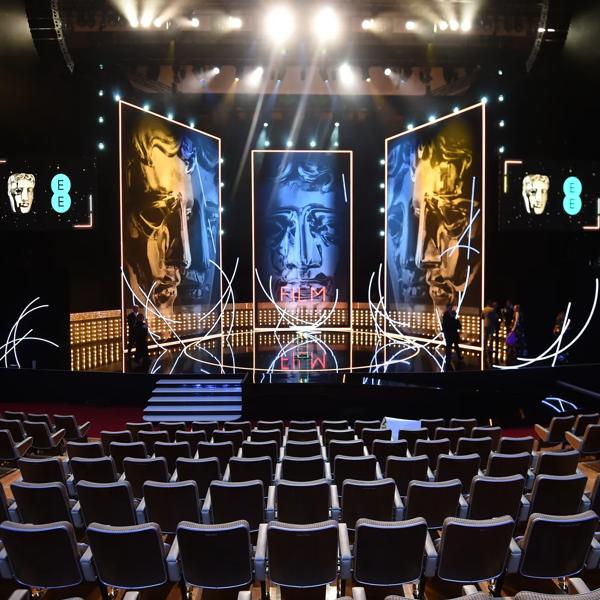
<box><xmin>167</xmin><ymin>112</ymin><xmax>174</xmax><ymax>120</ymax></box>
<box><xmin>98</xmin><ymin>89</ymin><xmax>104</xmax><ymax>96</ymax></box>
<box><xmin>98</xmin><ymin>142</ymin><xmax>105</xmax><ymax>150</ymax></box>
<box><xmin>220</xmin><ymin>182</ymin><xmax>225</xmax><ymax>188</ymax></box>
<box><xmin>234</xmin><ymin>77</ymin><xmax>240</xmax><ymax>82</ymax></box>
<box><xmin>453</xmin><ymin>106</ymin><xmax>459</xmax><ymax>112</ymax></box>
<box><xmin>313</xmin><ymin>7</ymin><xmax>340</xmax><ymax>43</ymax></box>
<box><xmin>461</xmin><ymin>20</ymin><xmax>472</xmax><ymax>32</ymax></box>
<box><xmin>318</xmin><ymin>67</ymin><xmax>329</xmax><ymax>83</ymax></box>
<box><xmin>384</xmin><ymin>67</ymin><xmax>392</xmax><ymax>77</ymax></box>
<box><xmin>128</xmin><ymin>17</ymin><xmax>139</xmax><ymax>28</ymax></box>
<box><xmin>220</xmin><ymin>158</ymin><xmax>224</xmax><ymax>164</ymax></box>
<box><xmin>361</xmin><ymin>18</ymin><xmax>374</xmax><ymax>31</ymax></box>
<box><xmin>114</xmin><ymin>93</ymin><xmax>121</xmax><ymax>102</ymax></box>
<box><xmin>379</xmin><ymin>206</ymin><xmax>385</xmax><ymax>213</ymax></box>
<box><xmin>379</xmin><ymin>182</ymin><xmax>385</xmax><ymax>189</ymax></box>
<box><xmin>191</xmin><ymin>17</ymin><xmax>200</xmax><ymax>28</ymax></box>
<box><xmin>189</xmin><ymin>120</ymin><xmax>196</xmax><ymax>128</ymax></box>
<box><xmin>428</xmin><ymin>115</ymin><xmax>436</xmax><ymax>122</ymax></box>
<box><xmin>229</xmin><ymin>16</ymin><xmax>243</xmax><ymax>29</ymax></box>
<box><xmin>334</xmin><ymin>122</ymin><xmax>340</xmax><ymax>128</ymax></box>
<box><xmin>481</xmin><ymin>96</ymin><xmax>488</xmax><ymax>104</ymax></box>
<box><xmin>286</xmin><ymin>140</ymin><xmax>293</xmax><ymax>148</ymax></box>
<box><xmin>212</xmin><ymin>67</ymin><xmax>221</xmax><ymax>75</ymax></box>
<box><xmin>140</xmin><ymin>14</ymin><xmax>152</xmax><ymax>28</ymax></box>
<box><xmin>142</xmin><ymin>103</ymin><xmax>150</xmax><ymax>111</ymax></box>
<box><xmin>333</xmin><ymin>141</ymin><xmax>339</xmax><ymax>147</ymax></box>
<box><xmin>339</xmin><ymin>63</ymin><xmax>354</xmax><ymax>84</ymax></box>
<box><xmin>310</xmin><ymin>140</ymin><xmax>317</xmax><ymax>148</ymax></box>
<box><xmin>499</xmin><ymin>146</ymin><xmax>505</xmax><ymax>154</ymax></box>
<box><xmin>498</xmin><ymin>94</ymin><xmax>505</xmax><ymax>102</ymax></box>
<box><xmin>265</xmin><ymin>6</ymin><xmax>295</xmax><ymax>44</ymax></box>
<box><xmin>379</xmin><ymin>158</ymin><xmax>385</xmax><ymax>165</ymax></box>
<box><xmin>153</xmin><ymin>18</ymin><xmax>163</xmax><ymax>28</ymax></box>
<box><xmin>263</xmin><ymin>122</ymin><xmax>269</xmax><ymax>128</ymax></box>
<box><xmin>220</xmin><ymin>229</ymin><xmax>225</xmax><ymax>235</ymax></box>
<box><xmin>499</xmin><ymin>120</ymin><xmax>505</xmax><ymax>127</ymax></box>
<box><xmin>264</xmin><ymin>140</ymin><xmax>270</xmax><ymax>147</ymax></box>
<box><xmin>438</xmin><ymin>20</ymin><xmax>449</xmax><ymax>31</ymax></box>
<box><xmin>450</xmin><ymin>19</ymin><xmax>459</xmax><ymax>31</ymax></box>
<box><xmin>406</xmin><ymin>20</ymin><xmax>416</xmax><ymax>31</ymax></box>
<box><xmin>406</xmin><ymin>122</ymin><xmax>414</xmax><ymax>130</ymax></box>
<box><xmin>248</xmin><ymin>66</ymin><xmax>264</xmax><ymax>86</ymax></box>
<box><xmin>498</xmin><ymin>69</ymin><xmax>503</xmax><ymax>76</ymax></box>
<box><xmin>362</xmin><ymin>66</ymin><xmax>371</xmax><ymax>82</ymax></box>
<box><xmin>379</xmin><ymin>230</ymin><xmax>385</xmax><ymax>237</ymax></box>
<box><xmin>98</xmin><ymin>116</ymin><xmax>104</xmax><ymax>124</ymax></box>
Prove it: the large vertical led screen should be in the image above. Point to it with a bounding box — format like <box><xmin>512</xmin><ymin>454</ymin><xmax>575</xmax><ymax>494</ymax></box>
<box><xmin>120</xmin><ymin>102</ymin><xmax>221</xmax><ymax>342</ymax></box>
<box><xmin>252</xmin><ymin>151</ymin><xmax>352</xmax><ymax>329</ymax></box>
<box><xmin>385</xmin><ymin>103</ymin><xmax>484</xmax><ymax>346</ymax></box>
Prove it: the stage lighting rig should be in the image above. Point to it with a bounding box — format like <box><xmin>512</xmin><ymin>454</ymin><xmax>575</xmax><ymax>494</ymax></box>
<box><xmin>313</xmin><ymin>7</ymin><xmax>341</xmax><ymax>43</ymax></box>
<box><xmin>265</xmin><ymin>5</ymin><xmax>295</xmax><ymax>45</ymax></box>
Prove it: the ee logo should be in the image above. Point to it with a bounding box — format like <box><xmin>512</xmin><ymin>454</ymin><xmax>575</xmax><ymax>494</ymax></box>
<box><xmin>562</xmin><ymin>176</ymin><xmax>582</xmax><ymax>216</ymax></box>
<box><xmin>50</xmin><ymin>173</ymin><xmax>72</xmax><ymax>213</ymax></box>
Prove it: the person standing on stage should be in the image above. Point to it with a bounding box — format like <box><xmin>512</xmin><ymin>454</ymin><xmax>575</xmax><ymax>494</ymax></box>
<box><xmin>442</xmin><ymin>304</ymin><xmax>463</xmax><ymax>368</ymax></box>
<box><xmin>133</xmin><ymin>312</ymin><xmax>150</xmax><ymax>368</ymax></box>
<box><xmin>126</xmin><ymin>305</ymin><xmax>139</xmax><ymax>357</ymax></box>
<box><xmin>482</xmin><ymin>299</ymin><xmax>499</xmax><ymax>368</ymax></box>
<box><xmin>507</xmin><ymin>303</ymin><xmax>527</xmax><ymax>365</ymax></box>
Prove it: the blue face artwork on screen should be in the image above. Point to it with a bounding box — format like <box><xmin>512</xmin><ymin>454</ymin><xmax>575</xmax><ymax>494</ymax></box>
<box><xmin>123</xmin><ymin>109</ymin><xmax>220</xmax><ymax>315</ymax></box>
<box><xmin>257</xmin><ymin>153</ymin><xmax>349</xmax><ymax>305</ymax></box>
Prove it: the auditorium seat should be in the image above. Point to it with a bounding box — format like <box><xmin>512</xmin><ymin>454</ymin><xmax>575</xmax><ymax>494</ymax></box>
<box><xmin>284</xmin><ymin>439</ymin><xmax>324</xmax><ymax>458</ymax></box>
<box><xmin>0</xmin><ymin>484</ymin><xmax>16</xmax><ymax>523</ymax></box>
<box><xmin>414</xmin><ymin>438</ymin><xmax>451</xmax><ymax>467</ymax></box>
<box><xmin>139</xmin><ymin>480</ymin><xmax>202</xmax><ymax>533</ymax></box>
<box><xmin>361</xmin><ymin>428</ymin><xmax>392</xmax><ymax>453</ymax></box>
<box><xmin>138</xmin><ymin>429</ymin><xmax>169</xmax><ymax>454</ymax></box>
<box><xmin>449</xmin><ymin>418</ymin><xmax>478</xmax><ymax>435</ymax></box>
<box><xmin>527</xmin><ymin>449</ymin><xmax>580</xmax><ymax>488</ymax></box>
<box><xmin>435</xmin><ymin>515</ymin><xmax>514</xmax><ymax>592</ymax></box>
<box><xmin>566</xmin><ymin>424</ymin><xmax>600</xmax><ymax>457</ymax></box>
<box><xmin>328</xmin><ymin>439</ymin><xmax>365</xmax><ymax>463</ymax></box>
<box><xmin>70</xmin><ymin>456</ymin><xmax>119</xmax><ymax>484</ymax></box>
<box><xmin>485</xmin><ymin>451</ymin><xmax>531</xmax><ymax>479</ymax></box>
<box><xmin>471</xmin><ymin>425</ymin><xmax>502</xmax><ymax>450</ymax></box>
<box><xmin>526</xmin><ymin>474</ymin><xmax>588</xmax><ymax>517</ymax></box>
<box><xmin>341</xmin><ymin>478</ymin><xmax>399</xmax><ymax>530</ymax></box>
<box><xmin>268</xmin><ymin>479</ymin><xmax>337</xmax><ymax>523</ymax></box>
<box><xmin>397</xmin><ymin>428</ymin><xmax>429</xmax><ymax>454</ymax></box>
<box><xmin>276</xmin><ymin>455</ymin><xmax>331</xmax><ymax>482</ymax></box>
<box><xmin>100</xmin><ymin>430</ymin><xmax>133</xmax><ymax>455</ymax></box>
<box><xmin>204</xmin><ymin>480</ymin><xmax>265</xmax><ymax>534</ymax></box>
<box><xmin>352</xmin><ymin>517</ymin><xmax>432</xmax><ymax>594</ymax></box>
<box><xmin>75</xmin><ymin>481</ymin><xmax>138</xmax><ymax>527</ymax></box>
<box><xmin>497</xmin><ymin>436</ymin><xmax>535</xmax><ymax>454</ymax></box>
<box><xmin>3</xmin><ymin>411</ymin><xmax>26</xmax><ymax>422</ymax></box>
<box><xmin>53</xmin><ymin>414</ymin><xmax>91</xmax><ymax>443</ymax></box>
<box><xmin>22</xmin><ymin>421</ymin><xmax>65</xmax><ymax>455</ymax></box>
<box><xmin>175</xmin><ymin>429</ymin><xmax>208</xmax><ymax>448</ymax></box>
<box><xmin>123</xmin><ymin>456</ymin><xmax>169</xmax><ymax>499</ymax></box>
<box><xmin>174</xmin><ymin>520</ymin><xmax>254</xmax><ymax>596</ymax></box>
<box><xmin>435</xmin><ymin>453</ymin><xmax>480</xmax><ymax>490</ymax></box>
<box><xmin>256</xmin><ymin>420</ymin><xmax>285</xmax><ymax>436</ymax></box>
<box><xmin>289</xmin><ymin>419</ymin><xmax>317</xmax><ymax>430</ymax></box>
<box><xmin>241</xmin><ymin>440</ymin><xmax>279</xmax><ymax>468</ymax></box>
<box><xmin>0</xmin><ymin>418</ymin><xmax>27</xmax><ymax>442</ymax></box>
<box><xmin>466</xmin><ymin>475</ymin><xmax>526</xmax><ymax>522</ymax></box>
<box><xmin>354</xmin><ymin>420</ymin><xmax>381</xmax><ymax>437</ymax></box>
<box><xmin>26</xmin><ymin>413</ymin><xmax>53</xmax><ymax>429</ymax></box>
<box><xmin>109</xmin><ymin>441</ymin><xmax>147</xmax><ymax>473</ymax></box>
<box><xmin>403</xmin><ymin>479</ymin><xmax>463</xmax><ymax>529</ymax></box>
<box><xmin>125</xmin><ymin>421</ymin><xmax>153</xmax><ymax>441</ymax></box>
<box><xmin>0</xmin><ymin>430</ymin><xmax>32</xmax><ymax>465</ymax></box>
<box><xmin>192</xmin><ymin>420</ymin><xmax>219</xmax><ymax>438</ymax></box>
<box><xmin>513</xmin><ymin>583</ymin><xmax>600</xmax><ymax>600</ymax></box>
<box><xmin>322</xmin><ymin>419</ymin><xmax>350</xmax><ymax>431</ymax></box>
<box><xmin>153</xmin><ymin>441</ymin><xmax>192</xmax><ymax>473</ymax></box>
<box><xmin>0</xmin><ymin>521</ymin><xmax>94</xmax><ymax>593</ymax></box>
<box><xmin>158</xmin><ymin>421</ymin><xmax>187</xmax><ymax>442</ymax></box>
<box><xmin>434</xmin><ymin>427</ymin><xmax>466</xmax><ymax>453</ymax></box>
<box><xmin>572</xmin><ymin>413</ymin><xmax>600</xmax><ymax>437</ymax></box>
<box><xmin>18</xmin><ymin>457</ymin><xmax>72</xmax><ymax>495</ymax></box>
<box><xmin>196</xmin><ymin>440</ymin><xmax>235</xmax><ymax>472</ymax></box>
<box><xmin>421</xmin><ymin>418</ymin><xmax>445</xmax><ymax>438</ymax></box>
<box><xmin>224</xmin><ymin>420</ymin><xmax>252</xmax><ymax>438</ymax></box>
<box><xmin>173</xmin><ymin>457</ymin><xmax>221</xmax><ymax>500</ymax></box>
<box><xmin>85</xmin><ymin>522</ymin><xmax>179</xmax><ymax>595</ymax></box>
<box><xmin>66</xmin><ymin>441</ymin><xmax>104</xmax><ymax>459</ymax></box>
<box><xmin>333</xmin><ymin>455</ymin><xmax>380</xmax><ymax>490</ymax></box>
<box><xmin>534</xmin><ymin>414</ymin><xmax>576</xmax><ymax>449</ymax></box>
<box><xmin>10</xmin><ymin>481</ymin><xmax>76</xmax><ymax>526</ymax></box>
<box><xmin>372</xmin><ymin>439</ymin><xmax>408</xmax><ymax>470</ymax></box>
<box><xmin>323</xmin><ymin>428</ymin><xmax>355</xmax><ymax>448</ymax></box>
<box><xmin>456</xmin><ymin>436</ymin><xmax>493</xmax><ymax>464</ymax></box>
<box><xmin>255</xmin><ymin>519</ymin><xmax>351</xmax><ymax>597</ymax></box>
<box><xmin>286</xmin><ymin>428</ymin><xmax>321</xmax><ymax>443</ymax></box>
<box><xmin>385</xmin><ymin>455</ymin><xmax>430</xmax><ymax>497</ymax></box>
<box><xmin>213</xmin><ymin>429</ymin><xmax>245</xmax><ymax>452</ymax></box>
<box><xmin>227</xmin><ymin>456</ymin><xmax>273</xmax><ymax>493</ymax></box>
<box><xmin>250</xmin><ymin>427</ymin><xmax>283</xmax><ymax>448</ymax></box>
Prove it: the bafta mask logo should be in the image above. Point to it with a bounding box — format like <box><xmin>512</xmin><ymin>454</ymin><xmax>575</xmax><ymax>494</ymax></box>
<box><xmin>8</xmin><ymin>173</ymin><xmax>35</xmax><ymax>214</ymax></box>
<box><xmin>522</xmin><ymin>174</ymin><xmax>549</xmax><ymax>215</ymax></box>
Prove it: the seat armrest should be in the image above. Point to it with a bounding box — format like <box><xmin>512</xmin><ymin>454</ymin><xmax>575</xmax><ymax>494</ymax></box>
<box><xmin>363</xmin><ymin>446</ymin><xmax>369</xmax><ymax>457</ymax></box>
<box><xmin>586</xmin><ymin>536</ymin><xmax>600</xmax><ymax>570</ymax></box>
<box><xmin>338</xmin><ymin>522</ymin><xmax>352</xmax><ymax>581</ymax></box>
<box><xmin>518</xmin><ymin>495</ymin><xmax>530</xmax><ymax>522</ymax></box>
<box><xmin>570</xmin><ymin>578</ymin><xmax>592</xmax><ymax>594</ymax></box>
<box><xmin>330</xmin><ymin>485</ymin><xmax>340</xmax><ymax>520</ymax></box>
<box><xmin>170</xmin><ymin>469</ymin><xmax>178</xmax><ymax>482</ymax></box>
<box><xmin>237</xmin><ymin>448</ymin><xmax>243</xmax><ymax>458</ymax></box>
<box><xmin>458</xmin><ymin>495</ymin><xmax>468</xmax><ymax>518</ymax></box>
<box><xmin>166</xmin><ymin>536</ymin><xmax>180</xmax><ymax>582</ymax></box>
<box><xmin>462</xmin><ymin>585</ymin><xmax>479</xmax><ymax>596</ymax></box>
<box><xmin>266</xmin><ymin>486</ymin><xmax>276</xmax><ymax>521</ymax></box>
<box><xmin>352</xmin><ymin>588</ymin><xmax>367</xmax><ymax>600</ymax></box>
<box><xmin>274</xmin><ymin>462</ymin><xmax>282</xmax><ymax>482</ymax></box>
<box><xmin>8</xmin><ymin>502</ymin><xmax>20</xmax><ymax>523</ymax></box>
<box><xmin>237</xmin><ymin>592</ymin><xmax>252</xmax><ymax>600</ymax></box>
<box><xmin>525</xmin><ymin>469</ymin><xmax>534</xmax><ymax>491</ymax></box>
<box><xmin>565</xmin><ymin>431</ymin><xmax>580</xmax><ymax>449</ymax></box>
<box><xmin>0</xmin><ymin>547</ymin><xmax>12</xmax><ymax>579</ymax></box>
<box><xmin>582</xmin><ymin>493</ymin><xmax>591</xmax><ymax>512</ymax></box>
<box><xmin>62</xmin><ymin>459</ymin><xmax>71</xmax><ymax>476</ymax></box>
<box><xmin>136</xmin><ymin>498</ymin><xmax>146</xmax><ymax>524</ymax></box>
<box><xmin>66</xmin><ymin>474</ymin><xmax>76</xmax><ymax>498</ymax></box>
<box><xmin>72</xmin><ymin>502</ymin><xmax>84</xmax><ymax>528</ymax></box>
<box><xmin>375</xmin><ymin>463</ymin><xmax>383</xmax><ymax>479</ymax></box>
<box><xmin>477</xmin><ymin>469</ymin><xmax>485</xmax><ymax>477</ymax></box>
<box><xmin>506</xmin><ymin>538</ymin><xmax>521</xmax><ymax>573</ymax></box>
<box><xmin>534</xmin><ymin>424</ymin><xmax>549</xmax><ymax>442</ymax></box>
<box><xmin>80</xmin><ymin>545</ymin><xmax>96</xmax><ymax>582</ymax></box>
<box><xmin>324</xmin><ymin>461</ymin><xmax>332</xmax><ymax>483</ymax></box>
<box><xmin>201</xmin><ymin>490</ymin><xmax>212</xmax><ymax>524</ymax></box>
<box><xmin>393</xmin><ymin>488</ymin><xmax>404</xmax><ymax>521</ymax></box>
<box><xmin>16</xmin><ymin>437</ymin><xmax>33</xmax><ymax>453</ymax></box>
<box><xmin>223</xmin><ymin>465</ymin><xmax>231</xmax><ymax>482</ymax></box>
<box><xmin>424</xmin><ymin>532</ymin><xmax>438</xmax><ymax>577</ymax></box>
<box><xmin>51</xmin><ymin>428</ymin><xmax>66</xmax><ymax>445</ymax></box>
<box><xmin>427</xmin><ymin>467</ymin><xmax>435</xmax><ymax>481</ymax></box>
<box><xmin>123</xmin><ymin>594</ymin><xmax>140</xmax><ymax>600</ymax></box>
<box><xmin>254</xmin><ymin>523</ymin><xmax>268</xmax><ymax>581</ymax></box>
<box><xmin>321</xmin><ymin>447</ymin><xmax>327</xmax><ymax>461</ymax></box>
<box><xmin>79</xmin><ymin>422</ymin><xmax>91</xmax><ymax>436</ymax></box>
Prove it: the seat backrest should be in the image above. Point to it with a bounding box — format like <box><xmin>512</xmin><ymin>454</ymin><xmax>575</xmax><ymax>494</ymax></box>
<box><xmin>405</xmin><ymin>479</ymin><xmax>462</xmax><ymax>529</ymax></box>
<box><xmin>100</xmin><ymin>430</ymin><xmax>134</xmax><ymax>454</ymax></box>
<box><xmin>123</xmin><ymin>456</ymin><xmax>169</xmax><ymax>499</ymax></box>
<box><xmin>353</xmin><ymin>517</ymin><xmax>428</xmax><ymax>586</ymax></box>
<box><xmin>228</xmin><ymin>456</ymin><xmax>272</xmax><ymax>491</ymax></box>
<box><xmin>176</xmin><ymin>457</ymin><xmax>221</xmax><ymax>499</ymax></box>
<box><xmin>0</xmin><ymin>521</ymin><xmax>83</xmax><ymax>589</ymax></box>
<box><xmin>18</xmin><ymin>457</ymin><xmax>66</xmax><ymax>485</ymax></box>
<box><xmin>86</xmin><ymin>522</ymin><xmax>168</xmax><ymax>589</ymax></box>
<box><xmin>125</xmin><ymin>422</ymin><xmax>153</xmax><ymax>440</ymax></box>
<box><xmin>157</xmin><ymin>422</ymin><xmax>187</xmax><ymax>442</ymax></box>
<box><xmin>212</xmin><ymin>429</ymin><xmax>244</xmax><ymax>452</ymax></box>
<box><xmin>209</xmin><ymin>480</ymin><xmax>264</xmax><ymax>532</ymax></box>
<box><xmin>285</xmin><ymin>440</ymin><xmax>322</xmax><ymax>458</ymax></box>
<box><xmin>223</xmin><ymin>421</ymin><xmax>251</xmax><ymax>438</ymax></box>
<box><xmin>580</xmin><ymin>424</ymin><xmax>600</xmax><ymax>453</ymax></box>
<box><xmin>76</xmin><ymin>480</ymin><xmax>137</xmax><ymax>527</ymax></box>
<box><xmin>414</xmin><ymin>438</ymin><xmax>451</xmax><ymax>466</ymax></box>
<box><xmin>70</xmin><ymin>456</ymin><xmax>118</xmax><ymax>484</ymax></box>
<box><xmin>286</xmin><ymin>428</ymin><xmax>320</xmax><ymax>443</ymax></box>
<box><xmin>385</xmin><ymin>455</ymin><xmax>429</xmax><ymax>497</ymax></box>
<box><xmin>289</xmin><ymin>420</ymin><xmax>317</xmax><ymax>430</ymax></box>
<box><xmin>177</xmin><ymin>520</ymin><xmax>253</xmax><ymax>589</ymax></box>
<box><xmin>0</xmin><ymin>430</ymin><xmax>20</xmax><ymax>459</ymax></box>
<box><xmin>449</xmin><ymin>418</ymin><xmax>478</xmax><ymax>435</ymax></box>
<box><xmin>497</xmin><ymin>436</ymin><xmax>534</xmax><ymax>454</ymax></box>
<box><xmin>138</xmin><ymin>430</ymin><xmax>169</xmax><ymax>455</ymax></box>
<box><xmin>267</xmin><ymin>520</ymin><xmax>339</xmax><ymax>587</ymax></box>
<box><xmin>250</xmin><ymin>428</ymin><xmax>282</xmax><ymax>448</ymax></box>
<box><xmin>192</xmin><ymin>421</ymin><xmax>219</xmax><ymax>437</ymax></box>
<box><xmin>322</xmin><ymin>420</ymin><xmax>350</xmax><ymax>431</ymax></box>
<box><xmin>421</xmin><ymin>419</ymin><xmax>445</xmax><ymax>438</ymax></box>
<box><xmin>323</xmin><ymin>428</ymin><xmax>355</xmax><ymax>447</ymax></box>
<box><xmin>53</xmin><ymin>415</ymin><xmax>81</xmax><ymax>439</ymax></box>
<box><xmin>372</xmin><ymin>440</ymin><xmax>407</xmax><ymax>470</ymax></box>
<box><xmin>434</xmin><ymin>428</ymin><xmax>466</xmax><ymax>452</ymax></box>
<box><xmin>0</xmin><ymin>419</ymin><xmax>26</xmax><ymax>442</ymax></box>
<box><xmin>0</xmin><ymin>484</ymin><xmax>10</xmax><ymax>522</ymax></box>
<box><xmin>547</xmin><ymin>415</ymin><xmax>577</xmax><ymax>441</ymax></box>
<box><xmin>535</xmin><ymin>449</ymin><xmax>580</xmax><ymax>477</ymax></box>
<box><xmin>471</xmin><ymin>426</ymin><xmax>502</xmax><ymax>450</ymax></box>
<box><xmin>11</xmin><ymin>481</ymin><xmax>72</xmax><ymax>524</ymax></box>
<box><xmin>241</xmin><ymin>440</ymin><xmax>278</xmax><ymax>467</ymax></box>
<box><xmin>354</xmin><ymin>420</ymin><xmax>381</xmax><ymax>437</ymax></box>
<box><xmin>468</xmin><ymin>475</ymin><xmax>525</xmax><ymax>521</ymax></box>
<box><xmin>397</xmin><ymin>428</ymin><xmax>429</xmax><ymax>454</ymax></box>
<box><xmin>23</xmin><ymin>421</ymin><xmax>53</xmax><ymax>447</ymax></box>
<box><xmin>342</xmin><ymin>478</ymin><xmax>396</xmax><ymax>530</ymax></box>
<box><xmin>528</xmin><ymin>474</ymin><xmax>587</xmax><ymax>516</ymax></box>
<box><xmin>256</xmin><ymin>420</ymin><xmax>285</xmax><ymax>435</ymax></box>
<box><xmin>109</xmin><ymin>441</ymin><xmax>147</xmax><ymax>472</ymax></box>
<box><xmin>456</xmin><ymin>436</ymin><xmax>493</xmax><ymax>464</ymax></box>
<box><xmin>280</xmin><ymin>456</ymin><xmax>326</xmax><ymax>481</ymax></box>
<box><xmin>485</xmin><ymin>452</ymin><xmax>531</xmax><ymax>478</ymax></box>
<box><xmin>175</xmin><ymin>430</ymin><xmax>208</xmax><ymax>447</ymax></box>
<box><xmin>520</xmin><ymin>511</ymin><xmax>598</xmax><ymax>579</ymax></box>
<box><xmin>436</xmin><ymin>453</ymin><xmax>480</xmax><ymax>490</ymax></box>
<box><xmin>143</xmin><ymin>481</ymin><xmax>201</xmax><ymax>534</ymax></box>
<box><xmin>153</xmin><ymin>441</ymin><xmax>192</xmax><ymax>473</ymax></box>
<box><xmin>438</xmin><ymin>516</ymin><xmax>514</xmax><ymax>583</ymax></box>
<box><xmin>197</xmin><ymin>441</ymin><xmax>235</xmax><ymax>473</ymax></box>
<box><xmin>328</xmin><ymin>439</ymin><xmax>365</xmax><ymax>463</ymax></box>
<box><xmin>66</xmin><ymin>441</ymin><xmax>104</xmax><ymax>459</ymax></box>
<box><xmin>26</xmin><ymin>413</ymin><xmax>52</xmax><ymax>427</ymax></box>
<box><xmin>276</xmin><ymin>479</ymin><xmax>331</xmax><ymax>524</ymax></box>
<box><xmin>334</xmin><ymin>455</ymin><xmax>378</xmax><ymax>489</ymax></box>
<box><xmin>361</xmin><ymin>428</ymin><xmax>392</xmax><ymax>452</ymax></box>
<box><xmin>573</xmin><ymin>413</ymin><xmax>600</xmax><ymax>437</ymax></box>
<box><xmin>4</xmin><ymin>411</ymin><xmax>26</xmax><ymax>421</ymax></box>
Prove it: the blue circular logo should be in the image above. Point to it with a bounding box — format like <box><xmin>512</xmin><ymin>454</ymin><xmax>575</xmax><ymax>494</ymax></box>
<box><xmin>50</xmin><ymin>173</ymin><xmax>72</xmax><ymax>214</ymax></box>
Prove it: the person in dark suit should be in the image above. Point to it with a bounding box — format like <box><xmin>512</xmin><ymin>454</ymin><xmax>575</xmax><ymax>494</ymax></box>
<box><xmin>133</xmin><ymin>312</ymin><xmax>149</xmax><ymax>368</ymax></box>
<box><xmin>442</xmin><ymin>304</ymin><xmax>462</xmax><ymax>368</ymax></box>
<box><xmin>126</xmin><ymin>305</ymin><xmax>139</xmax><ymax>357</ymax></box>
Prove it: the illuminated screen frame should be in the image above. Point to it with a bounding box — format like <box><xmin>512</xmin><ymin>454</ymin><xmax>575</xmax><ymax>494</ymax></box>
<box><xmin>384</xmin><ymin>102</ymin><xmax>486</xmax><ymax>366</ymax></box>
<box><xmin>251</xmin><ymin>149</ymin><xmax>353</xmax><ymax>332</ymax></box>
<box><xmin>118</xmin><ymin>100</ymin><xmax>222</xmax><ymax>356</ymax></box>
